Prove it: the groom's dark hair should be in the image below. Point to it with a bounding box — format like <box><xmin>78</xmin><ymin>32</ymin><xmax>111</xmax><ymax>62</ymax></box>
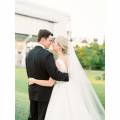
<box><xmin>37</xmin><ymin>29</ymin><xmax>53</xmax><ymax>42</ymax></box>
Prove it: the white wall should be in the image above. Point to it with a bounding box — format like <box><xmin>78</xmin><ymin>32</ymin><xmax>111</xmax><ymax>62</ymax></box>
<box><xmin>15</xmin><ymin>14</ymin><xmax>70</xmax><ymax>37</ymax></box>
<box><xmin>53</xmin><ymin>22</ymin><xmax>68</xmax><ymax>37</ymax></box>
<box><xmin>15</xmin><ymin>14</ymin><xmax>54</xmax><ymax>35</ymax></box>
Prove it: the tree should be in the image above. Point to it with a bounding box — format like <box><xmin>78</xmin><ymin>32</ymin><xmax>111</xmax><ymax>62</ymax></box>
<box><xmin>75</xmin><ymin>41</ymin><xmax>105</xmax><ymax>70</ymax></box>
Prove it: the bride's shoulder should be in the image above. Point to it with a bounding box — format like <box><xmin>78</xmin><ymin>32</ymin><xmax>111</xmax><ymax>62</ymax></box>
<box><xmin>55</xmin><ymin>59</ymin><xmax>63</xmax><ymax>69</ymax></box>
<box><xmin>56</xmin><ymin>57</ymin><xmax>67</xmax><ymax>67</ymax></box>
<box><xmin>55</xmin><ymin>58</ymin><xmax>63</xmax><ymax>64</ymax></box>
<box><xmin>56</xmin><ymin>57</ymin><xmax>66</xmax><ymax>65</ymax></box>
<box><xmin>57</xmin><ymin>54</ymin><xmax>68</xmax><ymax>64</ymax></box>
<box><xmin>55</xmin><ymin>57</ymin><xmax>68</xmax><ymax>72</ymax></box>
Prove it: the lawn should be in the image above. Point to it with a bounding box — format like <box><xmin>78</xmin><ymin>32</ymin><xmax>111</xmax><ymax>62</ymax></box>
<box><xmin>15</xmin><ymin>67</ymin><xmax>105</xmax><ymax>120</ymax></box>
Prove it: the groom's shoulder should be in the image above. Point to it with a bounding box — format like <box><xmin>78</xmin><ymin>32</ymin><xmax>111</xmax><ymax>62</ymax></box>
<box><xmin>39</xmin><ymin>48</ymin><xmax>53</xmax><ymax>58</ymax></box>
<box><xmin>32</xmin><ymin>46</ymin><xmax>53</xmax><ymax>58</ymax></box>
<box><xmin>34</xmin><ymin>46</ymin><xmax>51</xmax><ymax>54</ymax></box>
<box><xmin>42</xmin><ymin>48</ymin><xmax>52</xmax><ymax>54</ymax></box>
<box><xmin>44</xmin><ymin>49</ymin><xmax>53</xmax><ymax>57</ymax></box>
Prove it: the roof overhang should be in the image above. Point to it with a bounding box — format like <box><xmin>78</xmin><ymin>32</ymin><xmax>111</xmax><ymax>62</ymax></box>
<box><xmin>15</xmin><ymin>0</ymin><xmax>70</xmax><ymax>23</ymax></box>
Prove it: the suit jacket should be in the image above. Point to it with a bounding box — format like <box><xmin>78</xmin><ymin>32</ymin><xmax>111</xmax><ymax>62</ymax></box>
<box><xmin>26</xmin><ymin>46</ymin><xmax>69</xmax><ymax>101</ymax></box>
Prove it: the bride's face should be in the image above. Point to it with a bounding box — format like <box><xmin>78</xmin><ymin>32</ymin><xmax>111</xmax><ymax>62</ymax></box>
<box><xmin>52</xmin><ymin>41</ymin><xmax>61</xmax><ymax>52</ymax></box>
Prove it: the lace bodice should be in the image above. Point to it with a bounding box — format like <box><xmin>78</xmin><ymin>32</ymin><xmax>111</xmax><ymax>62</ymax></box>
<box><xmin>56</xmin><ymin>58</ymin><xmax>67</xmax><ymax>73</ymax></box>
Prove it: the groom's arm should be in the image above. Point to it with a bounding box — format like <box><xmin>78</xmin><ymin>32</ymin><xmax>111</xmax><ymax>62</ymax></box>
<box><xmin>45</xmin><ymin>53</ymin><xmax>69</xmax><ymax>82</ymax></box>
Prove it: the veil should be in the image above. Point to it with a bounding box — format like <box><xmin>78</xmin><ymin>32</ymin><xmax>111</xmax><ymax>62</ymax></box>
<box><xmin>67</xmin><ymin>41</ymin><xmax>105</xmax><ymax>120</ymax></box>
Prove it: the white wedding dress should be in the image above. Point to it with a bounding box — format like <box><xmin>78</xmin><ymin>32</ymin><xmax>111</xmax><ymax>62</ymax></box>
<box><xmin>45</xmin><ymin>42</ymin><xmax>105</xmax><ymax>120</ymax></box>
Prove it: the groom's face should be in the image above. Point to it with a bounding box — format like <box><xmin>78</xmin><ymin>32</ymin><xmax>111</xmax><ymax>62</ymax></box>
<box><xmin>44</xmin><ymin>35</ymin><xmax>53</xmax><ymax>49</ymax></box>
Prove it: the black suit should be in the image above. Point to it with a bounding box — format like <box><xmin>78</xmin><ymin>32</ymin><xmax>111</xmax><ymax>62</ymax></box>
<box><xmin>26</xmin><ymin>46</ymin><xmax>69</xmax><ymax>120</ymax></box>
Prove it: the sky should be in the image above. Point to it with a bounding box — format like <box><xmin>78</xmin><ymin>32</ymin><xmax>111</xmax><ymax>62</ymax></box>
<box><xmin>19</xmin><ymin>0</ymin><xmax>105</xmax><ymax>43</ymax></box>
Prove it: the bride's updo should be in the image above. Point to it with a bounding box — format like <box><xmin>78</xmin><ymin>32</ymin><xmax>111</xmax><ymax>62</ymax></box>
<box><xmin>55</xmin><ymin>36</ymin><xmax>68</xmax><ymax>54</ymax></box>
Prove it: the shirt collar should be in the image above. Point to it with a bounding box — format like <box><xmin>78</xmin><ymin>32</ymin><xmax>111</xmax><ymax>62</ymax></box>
<box><xmin>36</xmin><ymin>43</ymin><xmax>45</xmax><ymax>49</ymax></box>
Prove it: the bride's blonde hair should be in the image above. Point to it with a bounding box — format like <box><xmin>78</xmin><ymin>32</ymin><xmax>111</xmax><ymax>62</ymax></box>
<box><xmin>55</xmin><ymin>36</ymin><xmax>68</xmax><ymax>54</ymax></box>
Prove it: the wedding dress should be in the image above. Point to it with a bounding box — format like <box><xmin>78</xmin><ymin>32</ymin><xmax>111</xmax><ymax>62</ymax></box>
<box><xmin>45</xmin><ymin>42</ymin><xmax>105</xmax><ymax>120</ymax></box>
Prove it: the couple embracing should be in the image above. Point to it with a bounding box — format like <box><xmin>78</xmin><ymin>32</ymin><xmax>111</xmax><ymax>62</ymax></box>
<box><xmin>26</xmin><ymin>29</ymin><xmax>105</xmax><ymax>120</ymax></box>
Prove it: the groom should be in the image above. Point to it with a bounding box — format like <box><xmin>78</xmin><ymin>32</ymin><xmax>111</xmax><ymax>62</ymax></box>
<box><xmin>26</xmin><ymin>29</ymin><xmax>69</xmax><ymax>120</ymax></box>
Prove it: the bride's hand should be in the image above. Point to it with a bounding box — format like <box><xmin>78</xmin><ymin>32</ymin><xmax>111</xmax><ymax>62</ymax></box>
<box><xmin>48</xmin><ymin>78</ymin><xmax>56</xmax><ymax>86</ymax></box>
<box><xmin>28</xmin><ymin>78</ymin><xmax>35</xmax><ymax>85</ymax></box>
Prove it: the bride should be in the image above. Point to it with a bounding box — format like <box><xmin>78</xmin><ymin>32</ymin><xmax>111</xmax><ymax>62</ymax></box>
<box><xmin>29</xmin><ymin>36</ymin><xmax>105</xmax><ymax>120</ymax></box>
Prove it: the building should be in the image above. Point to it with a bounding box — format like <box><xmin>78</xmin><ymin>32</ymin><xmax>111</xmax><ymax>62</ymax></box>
<box><xmin>15</xmin><ymin>0</ymin><xmax>71</xmax><ymax>67</ymax></box>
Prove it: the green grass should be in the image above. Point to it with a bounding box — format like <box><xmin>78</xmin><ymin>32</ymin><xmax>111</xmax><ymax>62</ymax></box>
<box><xmin>15</xmin><ymin>67</ymin><xmax>29</xmax><ymax>120</ymax></box>
<box><xmin>85</xmin><ymin>70</ymin><xmax>105</xmax><ymax>107</ymax></box>
<box><xmin>15</xmin><ymin>67</ymin><xmax>105</xmax><ymax>120</ymax></box>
